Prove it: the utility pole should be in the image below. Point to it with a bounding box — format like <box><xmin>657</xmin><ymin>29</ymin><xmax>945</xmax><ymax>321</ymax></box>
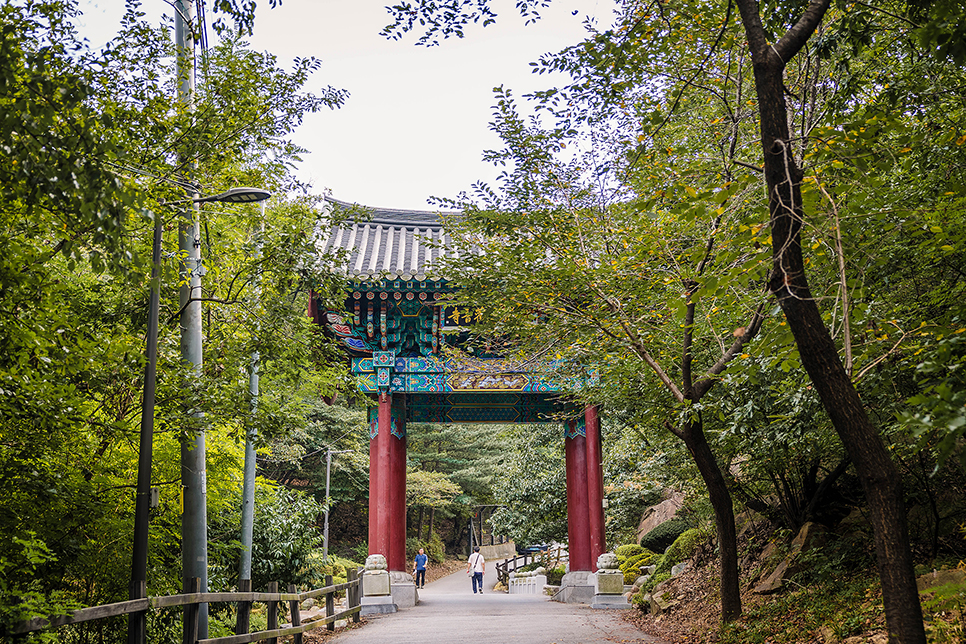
<box><xmin>323</xmin><ymin>449</ymin><xmax>352</xmax><ymax>562</ymax></box>
<box><xmin>175</xmin><ymin>0</ymin><xmax>208</xmax><ymax>639</ymax></box>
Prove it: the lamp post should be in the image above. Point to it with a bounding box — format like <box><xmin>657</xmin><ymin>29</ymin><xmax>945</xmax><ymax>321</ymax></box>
<box><xmin>127</xmin><ymin>187</ymin><xmax>270</xmax><ymax>644</ymax></box>
<box><xmin>238</xmin><ymin>203</ymin><xmax>266</xmax><ymax>586</ymax></box>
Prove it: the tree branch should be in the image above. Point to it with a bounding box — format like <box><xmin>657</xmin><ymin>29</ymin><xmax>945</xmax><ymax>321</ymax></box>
<box><xmin>774</xmin><ymin>0</ymin><xmax>833</xmax><ymax>63</ymax></box>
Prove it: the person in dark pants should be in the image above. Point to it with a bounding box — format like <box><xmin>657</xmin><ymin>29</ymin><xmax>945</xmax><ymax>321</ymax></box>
<box><xmin>467</xmin><ymin>546</ymin><xmax>485</xmax><ymax>594</ymax></box>
<box><xmin>413</xmin><ymin>548</ymin><xmax>428</xmax><ymax>588</ymax></box>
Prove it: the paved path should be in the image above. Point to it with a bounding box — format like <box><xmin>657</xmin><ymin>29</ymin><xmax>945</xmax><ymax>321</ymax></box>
<box><xmin>328</xmin><ymin>564</ymin><xmax>667</xmax><ymax>644</ymax></box>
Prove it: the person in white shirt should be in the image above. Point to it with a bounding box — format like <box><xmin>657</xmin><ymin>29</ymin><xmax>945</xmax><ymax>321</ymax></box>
<box><xmin>466</xmin><ymin>546</ymin><xmax>485</xmax><ymax>594</ymax></box>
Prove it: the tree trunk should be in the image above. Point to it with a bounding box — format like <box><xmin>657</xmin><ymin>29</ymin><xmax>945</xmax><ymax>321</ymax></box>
<box><xmin>734</xmin><ymin>4</ymin><xmax>926</xmax><ymax>638</ymax></box>
<box><xmin>416</xmin><ymin>506</ymin><xmax>425</xmax><ymax>542</ymax></box>
<box><xmin>428</xmin><ymin>507</ymin><xmax>435</xmax><ymax>541</ymax></box>
<box><xmin>680</xmin><ymin>417</ymin><xmax>741</xmax><ymax>622</ymax></box>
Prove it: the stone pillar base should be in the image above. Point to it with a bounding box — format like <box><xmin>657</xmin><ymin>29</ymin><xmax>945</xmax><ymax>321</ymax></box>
<box><xmin>390</xmin><ymin>570</ymin><xmax>418</xmax><ymax>609</ymax></box>
<box><xmin>553</xmin><ymin>571</ymin><xmax>594</xmax><ymax>604</ymax></box>
<box><xmin>591</xmin><ymin>593</ymin><xmax>632</xmax><ymax>609</ymax></box>
<box><xmin>360</xmin><ymin>595</ymin><xmax>397</xmax><ymax>615</ymax></box>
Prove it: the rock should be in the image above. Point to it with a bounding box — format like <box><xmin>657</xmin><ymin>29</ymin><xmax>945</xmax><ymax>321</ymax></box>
<box><xmin>642</xmin><ymin>565</ymin><xmax>657</xmax><ymax>576</ymax></box>
<box><xmin>648</xmin><ymin>589</ymin><xmax>678</xmax><ymax>615</ymax></box>
<box><xmin>842</xmin><ymin>633</ymin><xmax>887</xmax><ymax>644</ymax></box>
<box><xmin>735</xmin><ymin>509</ymin><xmax>766</xmax><ymax>538</ymax></box>
<box><xmin>836</xmin><ymin>508</ymin><xmax>870</xmax><ymax>536</ymax></box>
<box><xmin>636</xmin><ymin>490</ymin><xmax>685</xmax><ymax>543</ymax></box>
<box><xmin>753</xmin><ymin>522</ymin><xmax>826</xmax><ymax>595</ymax></box>
<box><xmin>760</xmin><ymin>541</ymin><xmax>780</xmax><ymax>562</ymax></box>
<box><xmin>670</xmin><ymin>562</ymin><xmax>688</xmax><ymax>577</ymax></box>
<box><xmin>753</xmin><ymin>559</ymin><xmax>791</xmax><ymax>594</ymax></box>
<box><xmin>790</xmin><ymin>522</ymin><xmax>827</xmax><ymax>554</ymax></box>
<box><xmin>916</xmin><ymin>568</ymin><xmax>966</xmax><ymax>592</ymax></box>
<box><xmin>300</xmin><ymin>597</ymin><xmax>315</xmax><ymax>610</ymax></box>
<box><xmin>634</xmin><ymin>575</ymin><xmax>650</xmax><ymax>587</ymax></box>
<box><xmin>819</xmin><ymin>625</ymin><xmax>839</xmax><ymax>643</ymax></box>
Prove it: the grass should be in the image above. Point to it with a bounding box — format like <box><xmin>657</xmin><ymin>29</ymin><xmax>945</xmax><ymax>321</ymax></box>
<box><xmin>716</xmin><ymin>574</ymin><xmax>884</xmax><ymax>643</ymax></box>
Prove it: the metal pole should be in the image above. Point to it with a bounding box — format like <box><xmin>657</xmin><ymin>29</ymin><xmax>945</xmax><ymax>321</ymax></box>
<box><xmin>238</xmin><ymin>351</ymin><xmax>257</xmax><ymax>579</ymax></box>
<box><xmin>238</xmin><ymin>210</ymin><xmax>264</xmax><ymax>583</ymax></box>
<box><xmin>127</xmin><ymin>210</ymin><xmax>163</xmax><ymax>644</ymax></box>
<box><xmin>323</xmin><ymin>449</ymin><xmax>332</xmax><ymax>563</ymax></box>
<box><xmin>175</xmin><ymin>1</ymin><xmax>208</xmax><ymax>638</ymax></box>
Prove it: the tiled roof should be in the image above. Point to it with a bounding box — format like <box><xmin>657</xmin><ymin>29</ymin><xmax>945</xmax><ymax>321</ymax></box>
<box><xmin>317</xmin><ymin>198</ymin><xmax>461</xmax><ymax>280</ymax></box>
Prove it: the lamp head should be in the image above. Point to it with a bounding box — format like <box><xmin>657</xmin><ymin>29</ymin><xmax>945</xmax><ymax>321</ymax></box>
<box><xmin>195</xmin><ymin>187</ymin><xmax>272</xmax><ymax>204</ymax></box>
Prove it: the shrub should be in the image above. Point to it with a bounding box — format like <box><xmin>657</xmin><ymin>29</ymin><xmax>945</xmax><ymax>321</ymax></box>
<box><xmin>615</xmin><ymin>543</ymin><xmax>645</xmax><ymax>559</ymax></box>
<box><xmin>618</xmin><ymin>549</ymin><xmax>657</xmax><ymax>584</ymax></box>
<box><xmin>654</xmin><ymin>527</ymin><xmax>711</xmax><ymax>575</ymax></box>
<box><xmin>546</xmin><ymin>565</ymin><xmax>565</xmax><ymax>586</ymax></box>
<box><xmin>407</xmin><ymin>531</ymin><xmax>446</xmax><ymax>564</ymax></box>
<box><xmin>406</xmin><ymin>537</ymin><xmax>421</xmax><ymax>560</ymax></box>
<box><xmin>639</xmin><ymin>519</ymin><xmax>690</xmax><ymax>553</ymax></box>
<box><xmin>642</xmin><ymin>571</ymin><xmax>670</xmax><ymax>593</ymax></box>
<box><xmin>631</xmin><ymin>590</ymin><xmax>648</xmax><ymax>610</ymax></box>
<box><xmin>427</xmin><ymin>531</ymin><xmax>446</xmax><ymax>564</ymax></box>
<box><xmin>350</xmin><ymin>541</ymin><xmax>369</xmax><ymax>563</ymax></box>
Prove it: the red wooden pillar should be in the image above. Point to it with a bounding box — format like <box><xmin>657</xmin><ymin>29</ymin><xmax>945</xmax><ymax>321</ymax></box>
<box><xmin>564</xmin><ymin>420</ymin><xmax>592</xmax><ymax>572</ymax></box>
<box><xmin>388</xmin><ymin>396</ymin><xmax>407</xmax><ymax>572</ymax></box>
<box><xmin>585</xmin><ymin>406</ymin><xmax>606</xmax><ymax>570</ymax></box>
<box><xmin>369</xmin><ymin>392</ymin><xmax>393</xmax><ymax>558</ymax></box>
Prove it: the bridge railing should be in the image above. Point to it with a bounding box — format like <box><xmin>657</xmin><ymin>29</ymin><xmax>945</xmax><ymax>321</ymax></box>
<box><xmin>10</xmin><ymin>569</ymin><xmax>362</xmax><ymax>644</ymax></box>
<box><xmin>495</xmin><ymin>545</ymin><xmax>568</xmax><ymax>588</ymax></box>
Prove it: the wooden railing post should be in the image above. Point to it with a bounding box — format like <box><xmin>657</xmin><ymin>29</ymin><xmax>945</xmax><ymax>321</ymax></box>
<box><xmin>324</xmin><ymin>575</ymin><xmax>335</xmax><ymax>632</ymax></box>
<box><xmin>287</xmin><ymin>584</ymin><xmax>302</xmax><ymax>644</ymax></box>
<box><xmin>266</xmin><ymin>581</ymin><xmax>278</xmax><ymax>644</ymax></box>
<box><xmin>183</xmin><ymin>577</ymin><xmax>200</xmax><ymax>644</ymax></box>
<box><xmin>347</xmin><ymin>568</ymin><xmax>361</xmax><ymax>624</ymax></box>
<box><xmin>235</xmin><ymin>579</ymin><xmax>251</xmax><ymax>635</ymax></box>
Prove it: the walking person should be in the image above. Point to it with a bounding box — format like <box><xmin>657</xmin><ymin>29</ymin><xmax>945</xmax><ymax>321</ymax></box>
<box><xmin>467</xmin><ymin>546</ymin><xmax>485</xmax><ymax>594</ymax></box>
<box><xmin>413</xmin><ymin>548</ymin><xmax>428</xmax><ymax>589</ymax></box>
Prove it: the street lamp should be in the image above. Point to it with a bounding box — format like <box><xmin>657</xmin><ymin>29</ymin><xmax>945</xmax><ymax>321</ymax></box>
<box><xmin>128</xmin><ymin>187</ymin><xmax>270</xmax><ymax>644</ymax></box>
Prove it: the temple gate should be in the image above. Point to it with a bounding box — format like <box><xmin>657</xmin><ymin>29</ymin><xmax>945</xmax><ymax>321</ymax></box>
<box><xmin>312</xmin><ymin>200</ymin><xmax>606</xmax><ymax>604</ymax></box>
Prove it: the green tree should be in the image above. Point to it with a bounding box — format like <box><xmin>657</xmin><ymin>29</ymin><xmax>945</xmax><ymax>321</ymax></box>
<box><xmin>385</xmin><ymin>0</ymin><xmax>966</xmax><ymax>637</ymax></box>
<box><xmin>0</xmin><ymin>1</ymin><xmax>350</xmax><ymax>633</ymax></box>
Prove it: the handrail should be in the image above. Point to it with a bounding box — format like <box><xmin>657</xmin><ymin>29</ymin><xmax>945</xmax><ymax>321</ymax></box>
<box><xmin>10</xmin><ymin>569</ymin><xmax>363</xmax><ymax>644</ymax></box>
<box><xmin>495</xmin><ymin>546</ymin><xmax>569</xmax><ymax>588</ymax></box>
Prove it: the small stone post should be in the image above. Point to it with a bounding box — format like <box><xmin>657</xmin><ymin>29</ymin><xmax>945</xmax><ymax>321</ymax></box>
<box><xmin>360</xmin><ymin>554</ymin><xmax>397</xmax><ymax>615</ymax></box>
<box><xmin>592</xmin><ymin>553</ymin><xmax>632</xmax><ymax>609</ymax></box>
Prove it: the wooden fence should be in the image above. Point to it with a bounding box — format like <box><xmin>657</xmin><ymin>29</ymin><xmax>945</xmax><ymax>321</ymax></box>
<box><xmin>10</xmin><ymin>570</ymin><xmax>362</xmax><ymax>644</ymax></box>
<box><xmin>495</xmin><ymin>546</ymin><xmax>568</xmax><ymax>587</ymax></box>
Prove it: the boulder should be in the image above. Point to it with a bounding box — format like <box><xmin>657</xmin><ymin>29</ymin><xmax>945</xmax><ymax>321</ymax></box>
<box><xmin>790</xmin><ymin>521</ymin><xmax>827</xmax><ymax>553</ymax></box>
<box><xmin>753</xmin><ymin>558</ymin><xmax>792</xmax><ymax>594</ymax></box>
<box><xmin>917</xmin><ymin>568</ymin><xmax>966</xmax><ymax>592</ymax></box>
<box><xmin>300</xmin><ymin>597</ymin><xmax>315</xmax><ymax>611</ymax></box>
<box><xmin>753</xmin><ymin>522</ymin><xmax>826</xmax><ymax>595</ymax></box>
<box><xmin>670</xmin><ymin>562</ymin><xmax>688</xmax><ymax>577</ymax></box>
<box><xmin>636</xmin><ymin>490</ymin><xmax>685</xmax><ymax>543</ymax></box>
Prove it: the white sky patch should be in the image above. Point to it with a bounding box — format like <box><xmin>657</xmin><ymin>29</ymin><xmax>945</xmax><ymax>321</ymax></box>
<box><xmin>76</xmin><ymin>0</ymin><xmax>618</xmax><ymax>210</ymax></box>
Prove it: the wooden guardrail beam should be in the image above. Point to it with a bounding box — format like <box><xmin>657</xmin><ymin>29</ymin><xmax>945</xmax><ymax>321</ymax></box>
<box><xmin>10</xmin><ymin>575</ymin><xmax>363</xmax><ymax>641</ymax></box>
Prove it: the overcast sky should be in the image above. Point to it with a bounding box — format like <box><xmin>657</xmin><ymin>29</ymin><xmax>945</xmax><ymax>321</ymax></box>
<box><xmin>77</xmin><ymin>1</ymin><xmax>617</xmax><ymax>210</ymax></box>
